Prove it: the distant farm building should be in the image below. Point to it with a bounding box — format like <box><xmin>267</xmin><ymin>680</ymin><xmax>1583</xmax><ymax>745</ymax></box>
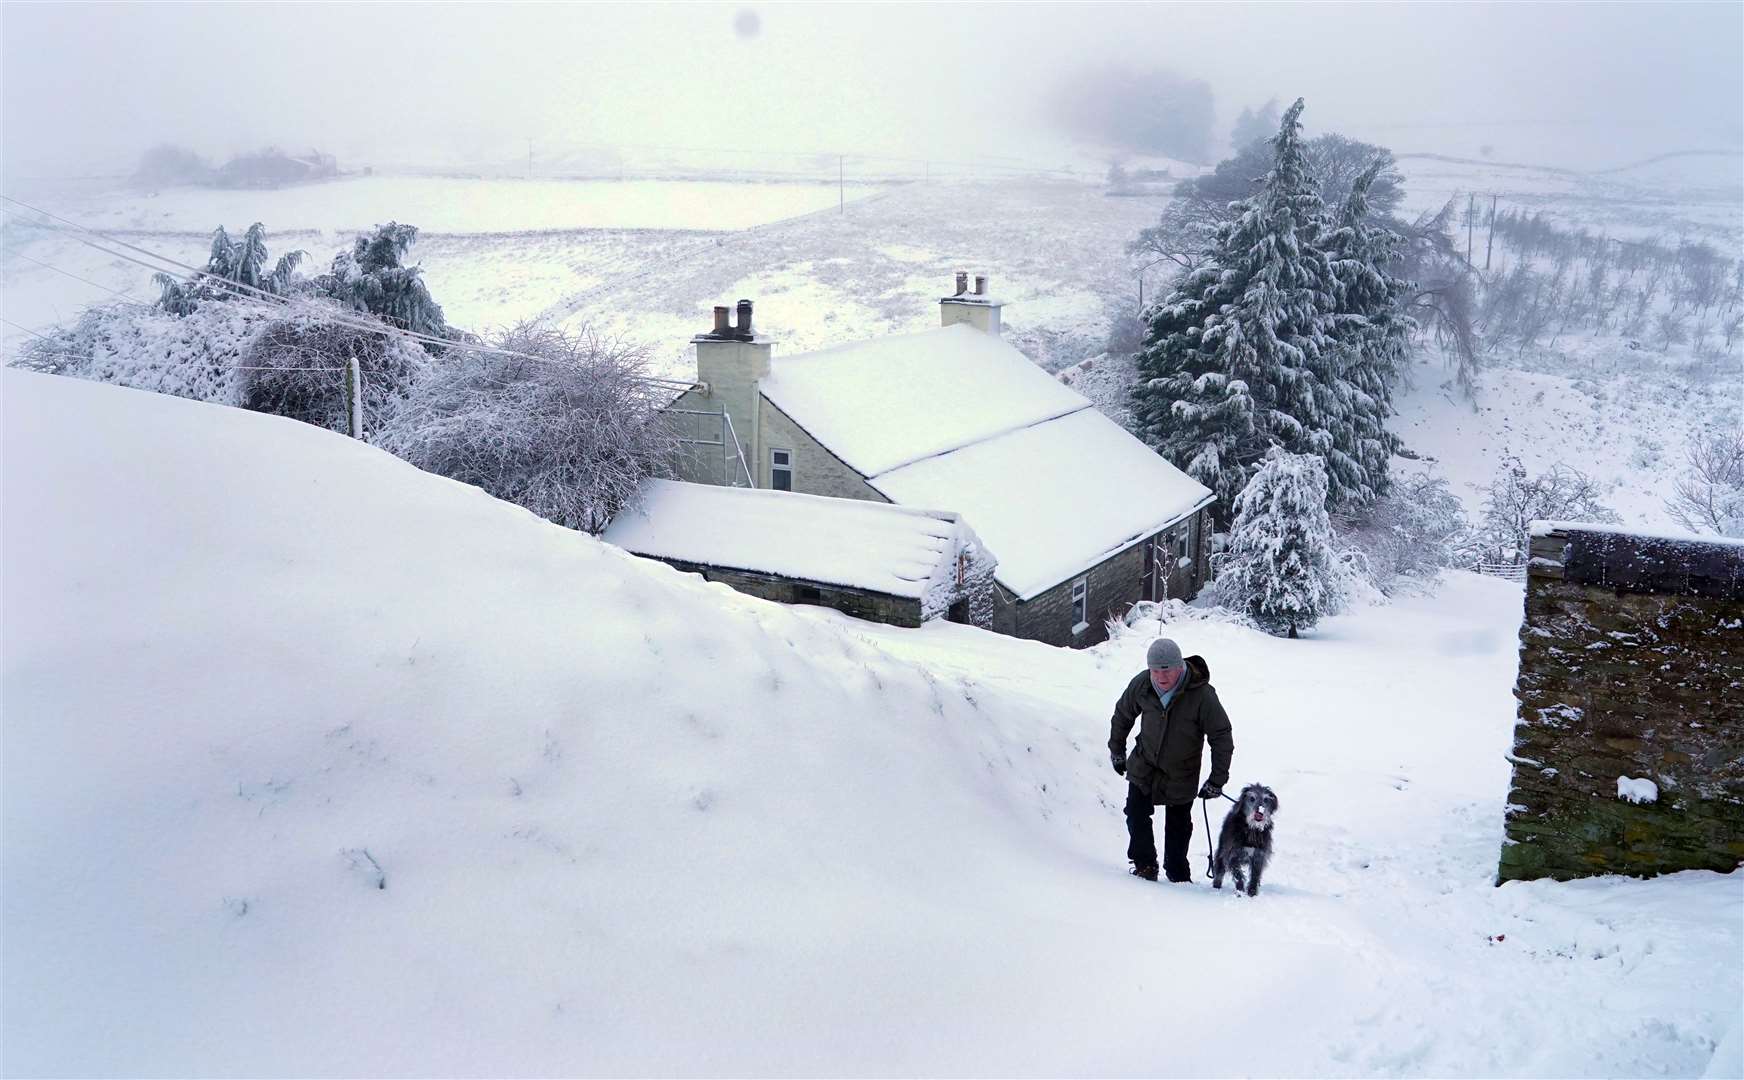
<box><xmin>1500</xmin><ymin>522</ymin><xmax>1744</xmax><ymax>883</ymax></box>
<box><xmin>658</xmin><ymin>275</ymin><xmax>1213</xmax><ymax>646</ymax></box>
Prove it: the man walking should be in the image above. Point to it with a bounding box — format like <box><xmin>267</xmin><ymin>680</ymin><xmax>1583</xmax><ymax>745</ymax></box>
<box><xmin>1109</xmin><ymin>637</ymin><xmax>1234</xmax><ymax>882</ymax></box>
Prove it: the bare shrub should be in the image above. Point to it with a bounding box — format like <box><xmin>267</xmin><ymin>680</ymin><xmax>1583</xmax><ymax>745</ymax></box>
<box><xmin>376</xmin><ymin>322</ymin><xmax>680</xmax><ymax>534</ymax></box>
<box><xmin>1654</xmin><ymin>310</ymin><xmax>1689</xmax><ymax>352</ymax></box>
<box><xmin>239</xmin><ymin>309</ymin><xmax>433</xmax><ymax>436</ymax></box>
<box><xmin>1335</xmin><ymin>468</ymin><xmax>1470</xmax><ymax>592</ymax></box>
<box><xmin>1666</xmin><ymin>428</ymin><xmax>1744</xmax><ymax>537</ymax></box>
<box><xmin>1479</xmin><ymin>456</ymin><xmax>1621</xmax><ymax>562</ymax></box>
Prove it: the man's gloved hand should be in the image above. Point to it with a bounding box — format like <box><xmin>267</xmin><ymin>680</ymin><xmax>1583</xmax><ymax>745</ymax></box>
<box><xmin>1198</xmin><ymin>780</ymin><xmax>1222</xmax><ymax>800</ymax></box>
<box><xmin>1111</xmin><ymin>750</ymin><xmax>1127</xmax><ymax>777</ymax></box>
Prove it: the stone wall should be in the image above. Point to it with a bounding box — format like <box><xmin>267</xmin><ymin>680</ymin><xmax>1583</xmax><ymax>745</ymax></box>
<box><xmin>757</xmin><ymin>398</ymin><xmax>889</xmax><ymax>503</ymax></box>
<box><xmin>1499</xmin><ymin>524</ymin><xmax>1744</xmax><ymax>883</ymax></box>
<box><xmin>654</xmin><ymin>558</ymin><xmax>923</xmax><ymax>628</ymax></box>
<box><xmin>1017</xmin><ymin>532</ymin><xmax>1154</xmax><ymax>648</ymax></box>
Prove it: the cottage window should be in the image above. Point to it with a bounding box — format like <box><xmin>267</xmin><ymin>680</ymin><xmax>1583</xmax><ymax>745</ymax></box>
<box><xmin>956</xmin><ymin>550</ymin><xmax>968</xmax><ymax>587</ymax></box>
<box><xmin>1174</xmin><ymin>526</ymin><xmax>1189</xmax><ymax>561</ymax></box>
<box><xmin>1071</xmin><ymin>577</ymin><xmax>1088</xmax><ymax>634</ymax></box>
<box><xmin>770</xmin><ymin>448</ymin><xmax>793</xmax><ymax>491</ymax></box>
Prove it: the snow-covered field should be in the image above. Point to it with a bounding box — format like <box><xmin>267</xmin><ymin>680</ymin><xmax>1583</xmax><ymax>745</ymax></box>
<box><xmin>33</xmin><ymin>175</ymin><xmax>881</xmax><ymax>236</ymax></box>
<box><xmin>1391</xmin><ymin>151</ymin><xmax>1744</xmax><ymax>246</ymax></box>
<box><xmin>1</xmin><ymin>174</ymin><xmax>1162</xmax><ymax>370</ymax></box>
<box><xmin>3</xmin><ymin>158</ymin><xmax>1739</xmax><ymax>530</ymax></box>
<box><xmin>1392</xmin><ymin>351</ymin><xmax>1742</xmax><ymax>532</ymax></box>
<box><xmin>4</xmin><ymin>369</ymin><xmax>1740</xmax><ymax>1077</ymax></box>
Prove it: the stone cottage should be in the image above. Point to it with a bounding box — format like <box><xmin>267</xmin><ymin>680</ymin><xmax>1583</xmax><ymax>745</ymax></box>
<box><xmin>603</xmin><ymin>479</ymin><xmax>996</xmax><ymax>630</ymax></box>
<box><xmin>666</xmin><ymin>275</ymin><xmax>1215</xmax><ymax>647</ymax></box>
<box><xmin>1499</xmin><ymin>521</ymin><xmax>1744</xmax><ymax>883</ymax></box>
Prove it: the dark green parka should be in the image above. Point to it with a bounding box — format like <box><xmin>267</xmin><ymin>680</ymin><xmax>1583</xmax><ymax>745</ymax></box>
<box><xmin>1108</xmin><ymin>654</ymin><xmax>1234</xmax><ymax>806</ymax></box>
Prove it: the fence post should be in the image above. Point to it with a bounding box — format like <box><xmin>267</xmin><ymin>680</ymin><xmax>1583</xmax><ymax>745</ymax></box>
<box><xmin>345</xmin><ymin>354</ymin><xmax>363</xmax><ymax>440</ymax></box>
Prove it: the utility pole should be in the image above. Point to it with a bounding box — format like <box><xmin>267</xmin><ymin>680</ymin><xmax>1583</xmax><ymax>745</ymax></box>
<box><xmin>1485</xmin><ymin>194</ymin><xmax>1498</xmax><ymax>272</ymax></box>
<box><xmin>1467</xmin><ymin>193</ymin><xmax>1475</xmax><ymax>265</ymax></box>
<box><xmin>345</xmin><ymin>354</ymin><xmax>363</xmax><ymax>440</ymax></box>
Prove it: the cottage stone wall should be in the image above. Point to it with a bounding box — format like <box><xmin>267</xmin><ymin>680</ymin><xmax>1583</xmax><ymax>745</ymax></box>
<box><xmin>757</xmin><ymin>398</ymin><xmax>888</xmax><ymax>503</ymax></box>
<box><xmin>1017</xmin><ymin>532</ymin><xmax>1151</xmax><ymax>648</ymax></box>
<box><xmin>1161</xmin><ymin>509</ymin><xmax>1211</xmax><ymax>600</ymax></box>
<box><xmin>1499</xmin><ymin>524</ymin><xmax>1744</xmax><ymax>883</ymax></box>
<box><xmin>655</xmin><ymin>558</ymin><xmax>923</xmax><ymax>628</ymax></box>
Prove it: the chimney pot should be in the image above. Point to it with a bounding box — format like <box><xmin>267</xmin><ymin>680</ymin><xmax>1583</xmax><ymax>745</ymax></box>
<box><xmin>973</xmin><ymin>274</ymin><xmax>988</xmax><ymax>296</ymax></box>
<box><xmin>735</xmin><ymin>298</ymin><xmax>754</xmax><ymax>340</ymax></box>
<box><xmin>712</xmin><ymin>305</ymin><xmax>731</xmax><ymax>337</ymax></box>
<box><xmin>954</xmin><ymin>271</ymin><xmax>968</xmax><ymax>296</ymax></box>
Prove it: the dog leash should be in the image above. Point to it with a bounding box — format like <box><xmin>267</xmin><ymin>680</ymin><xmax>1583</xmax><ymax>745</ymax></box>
<box><xmin>1201</xmin><ymin>790</ymin><xmax>1237</xmax><ymax>881</ymax></box>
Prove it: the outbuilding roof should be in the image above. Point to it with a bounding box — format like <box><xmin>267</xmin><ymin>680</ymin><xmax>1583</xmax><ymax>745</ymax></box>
<box><xmin>603</xmin><ymin>480</ymin><xmax>973</xmax><ymax>600</ymax></box>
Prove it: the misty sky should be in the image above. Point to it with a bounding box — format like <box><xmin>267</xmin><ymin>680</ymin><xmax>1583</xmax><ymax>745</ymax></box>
<box><xmin>4</xmin><ymin>1</ymin><xmax>1740</xmax><ymax>177</ymax></box>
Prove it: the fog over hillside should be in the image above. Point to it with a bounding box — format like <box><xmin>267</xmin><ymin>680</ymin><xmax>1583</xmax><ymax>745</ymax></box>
<box><xmin>3</xmin><ymin>2</ymin><xmax>1740</xmax><ymax>178</ymax></box>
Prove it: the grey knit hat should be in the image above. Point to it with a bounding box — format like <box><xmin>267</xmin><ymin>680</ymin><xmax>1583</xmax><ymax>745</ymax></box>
<box><xmin>1146</xmin><ymin>637</ymin><xmax>1184</xmax><ymax>670</ymax></box>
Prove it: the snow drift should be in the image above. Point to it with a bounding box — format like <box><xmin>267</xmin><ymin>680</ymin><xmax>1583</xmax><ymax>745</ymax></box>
<box><xmin>3</xmin><ymin>371</ymin><xmax>1738</xmax><ymax>1077</ymax></box>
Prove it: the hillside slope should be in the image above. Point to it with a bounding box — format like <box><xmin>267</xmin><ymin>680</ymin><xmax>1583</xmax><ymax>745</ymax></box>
<box><xmin>3</xmin><ymin>372</ymin><xmax>1738</xmax><ymax>1077</ymax></box>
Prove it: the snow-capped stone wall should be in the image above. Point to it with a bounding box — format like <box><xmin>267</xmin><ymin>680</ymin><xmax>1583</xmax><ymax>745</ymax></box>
<box><xmin>1500</xmin><ymin>523</ymin><xmax>1744</xmax><ymax>883</ymax></box>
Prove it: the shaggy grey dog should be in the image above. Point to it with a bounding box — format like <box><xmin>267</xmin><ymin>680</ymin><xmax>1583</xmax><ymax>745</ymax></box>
<box><xmin>1212</xmin><ymin>784</ymin><xmax>1278</xmax><ymax>896</ymax></box>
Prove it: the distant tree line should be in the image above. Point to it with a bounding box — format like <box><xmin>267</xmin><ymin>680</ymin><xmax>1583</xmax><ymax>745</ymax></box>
<box><xmin>132</xmin><ymin>144</ymin><xmax>340</xmax><ymax>190</ymax></box>
<box><xmin>1474</xmin><ymin>208</ymin><xmax>1742</xmax><ymax>364</ymax></box>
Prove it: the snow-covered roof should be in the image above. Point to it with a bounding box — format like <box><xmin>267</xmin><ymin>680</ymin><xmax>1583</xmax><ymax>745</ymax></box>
<box><xmin>603</xmin><ymin>480</ymin><xmax>971</xmax><ymax>600</ymax></box>
<box><xmin>872</xmin><ymin>408</ymin><xmax>1213</xmax><ymax>601</ymax></box>
<box><xmin>759</xmin><ymin>323</ymin><xmax>1088</xmax><ymax>478</ymax></box>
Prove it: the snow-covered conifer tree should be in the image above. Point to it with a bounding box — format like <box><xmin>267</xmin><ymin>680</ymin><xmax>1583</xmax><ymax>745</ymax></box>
<box><xmin>317</xmin><ymin>222</ymin><xmax>450</xmax><ymax>342</ymax></box>
<box><xmin>1130</xmin><ymin>98</ymin><xmax>1341</xmax><ymax>526</ymax></box>
<box><xmin>1319</xmin><ymin>158</ymin><xmax>1411</xmax><ymax>512</ymax></box>
<box><xmin>155</xmin><ymin>223</ymin><xmax>304</xmax><ymax>313</ymax></box>
<box><xmin>1216</xmin><ymin>450</ymin><xmax>1341</xmax><ymax>637</ymax></box>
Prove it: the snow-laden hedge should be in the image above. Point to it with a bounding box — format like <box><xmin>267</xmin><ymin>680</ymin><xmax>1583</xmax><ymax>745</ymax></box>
<box><xmin>375</xmin><ymin>324</ymin><xmax>680</xmax><ymax>534</ymax></box>
<box><xmin>16</xmin><ymin>302</ymin><xmax>674</xmax><ymax>536</ymax></box>
<box><xmin>16</xmin><ymin>300</ymin><xmax>269</xmax><ymax>406</ymax></box>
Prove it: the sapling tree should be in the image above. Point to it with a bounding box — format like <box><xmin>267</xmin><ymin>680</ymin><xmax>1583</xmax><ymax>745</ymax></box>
<box><xmin>1216</xmin><ymin>451</ymin><xmax>1343</xmax><ymax>637</ymax></box>
<box><xmin>1666</xmin><ymin>428</ymin><xmax>1744</xmax><ymax>537</ymax></box>
<box><xmin>1478</xmin><ymin>456</ymin><xmax>1621</xmax><ymax>562</ymax></box>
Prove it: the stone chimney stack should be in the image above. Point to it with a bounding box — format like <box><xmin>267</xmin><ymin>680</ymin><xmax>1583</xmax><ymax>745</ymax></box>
<box><xmin>940</xmin><ymin>271</ymin><xmax>1003</xmax><ymax>336</ymax></box>
<box><xmin>694</xmin><ymin>298</ymin><xmax>772</xmax><ymax>485</ymax></box>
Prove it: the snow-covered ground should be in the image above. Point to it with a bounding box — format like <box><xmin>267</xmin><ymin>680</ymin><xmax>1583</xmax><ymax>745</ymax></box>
<box><xmin>4</xmin><ymin>160</ymin><xmax>1738</xmax><ymax>535</ymax></box>
<box><xmin>1391</xmin><ymin>151</ymin><xmax>1743</xmax><ymax>246</ymax></box>
<box><xmin>1392</xmin><ymin>350</ymin><xmax>1742</xmax><ymax>532</ymax></box>
<box><xmin>1</xmin><ymin>174</ymin><xmax>1162</xmax><ymax>370</ymax></box>
<box><xmin>5</xmin><ymin>371</ymin><xmax>1739</xmax><ymax>1077</ymax></box>
<box><xmin>31</xmin><ymin>176</ymin><xmax>881</xmax><ymax>237</ymax></box>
